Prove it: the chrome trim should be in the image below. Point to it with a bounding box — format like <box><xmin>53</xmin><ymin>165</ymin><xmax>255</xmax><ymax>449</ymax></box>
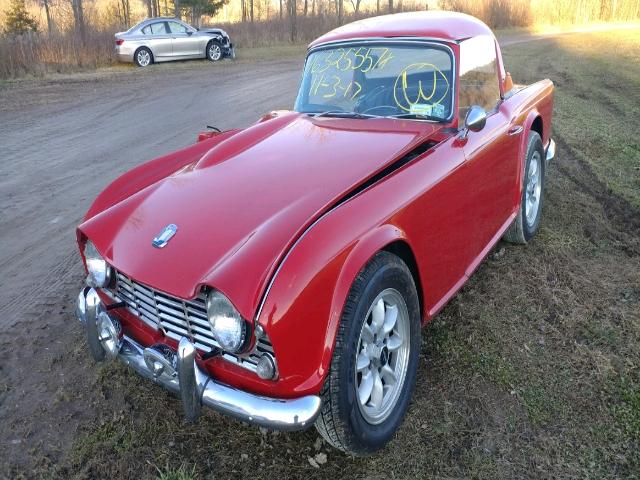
<box><xmin>77</xmin><ymin>288</ymin><xmax>321</xmax><ymax>430</ymax></box>
<box><xmin>545</xmin><ymin>138</ymin><xmax>555</xmax><ymax>165</ymax></box>
<box><xmin>110</xmin><ymin>271</ymin><xmax>274</xmax><ymax>375</ymax></box>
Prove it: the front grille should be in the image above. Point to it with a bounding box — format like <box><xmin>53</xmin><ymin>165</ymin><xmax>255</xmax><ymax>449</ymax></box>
<box><xmin>111</xmin><ymin>271</ymin><xmax>273</xmax><ymax>373</ymax></box>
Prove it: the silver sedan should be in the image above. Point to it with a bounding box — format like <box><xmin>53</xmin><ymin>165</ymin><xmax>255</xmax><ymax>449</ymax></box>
<box><xmin>115</xmin><ymin>17</ymin><xmax>235</xmax><ymax>67</ymax></box>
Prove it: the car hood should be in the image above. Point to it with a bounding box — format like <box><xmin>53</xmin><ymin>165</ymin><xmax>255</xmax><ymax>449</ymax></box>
<box><xmin>80</xmin><ymin>112</ymin><xmax>444</xmax><ymax>318</ymax></box>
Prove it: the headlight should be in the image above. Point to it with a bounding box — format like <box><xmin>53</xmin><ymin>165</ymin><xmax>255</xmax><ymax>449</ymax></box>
<box><xmin>84</xmin><ymin>241</ymin><xmax>112</xmax><ymax>288</ymax></box>
<box><xmin>206</xmin><ymin>290</ymin><xmax>247</xmax><ymax>353</ymax></box>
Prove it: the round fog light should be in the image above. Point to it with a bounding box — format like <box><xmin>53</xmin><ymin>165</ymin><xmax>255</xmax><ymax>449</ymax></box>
<box><xmin>256</xmin><ymin>354</ymin><xmax>276</xmax><ymax>380</ymax></box>
<box><xmin>97</xmin><ymin>312</ymin><xmax>122</xmax><ymax>359</ymax></box>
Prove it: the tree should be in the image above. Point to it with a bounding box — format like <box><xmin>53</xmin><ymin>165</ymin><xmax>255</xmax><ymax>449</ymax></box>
<box><xmin>71</xmin><ymin>0</ymin><xmax>86</xmax><ymax>43</ymax></box>
<box><xmin>3</xmin><ymin>0</ymin><xmax>38</xmax><ymax>34</ymax></box>
<box><xmin>388</xmin><ymin>0</ymin><xmax>393</xmax><ymax>13</ymax></box>
<box><xmin>287</xmin><ymin>0</ymin><xmax>296</xmax><ymax>42</ymax></box>
<box><xmin>349</xmin><ymin>0</ymin><xmax>361</xmax><ymax>13</ymax></box>
<box><xmin>41</xmin><ymin>0</ymin><xmax>53</xmax><ymax>34</ymax></box>
<box><xmin>181</xmin><ymin>0</ymin><xmax>228</xmax><ymax>27</ymax></box>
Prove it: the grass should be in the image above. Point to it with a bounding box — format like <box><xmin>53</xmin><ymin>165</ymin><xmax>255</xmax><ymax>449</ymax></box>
<box><xmin>11</xmin><ymin>28</ymin><xmax>640</xmax><ymax>480</ymax></box>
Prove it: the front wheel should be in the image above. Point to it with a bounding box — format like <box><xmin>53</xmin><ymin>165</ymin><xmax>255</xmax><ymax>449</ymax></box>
<box><xmin>315</xmin><ymin>251</ymin><xmax>421</xmax><ymax>455</ymax></box>
<box><xmin>206</xmin><ymin>40</ymin><xmax>222</xmax><ymax>62</ymax></box>
<box><xmin>504</xmin><ymin>131</ymin><xmax>546</xmax><ymax>244</ymax></box>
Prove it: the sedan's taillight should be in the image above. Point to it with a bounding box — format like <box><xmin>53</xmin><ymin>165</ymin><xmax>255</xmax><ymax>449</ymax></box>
<box><xmin>115</xmin><ymin>38</ymin><xmax>124</xmax><ymax>46</ymax></box>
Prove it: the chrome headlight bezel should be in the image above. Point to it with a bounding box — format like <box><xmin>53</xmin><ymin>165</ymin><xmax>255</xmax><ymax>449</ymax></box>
<box><xmin>206</xmin><ymin>290</ymin><xmax>248</xmax><ymax>354</ymax></box>
<box><xmin>84</xmin><ymin>240</ymin><xmax>112</xmax><ymax>288</ymax></box>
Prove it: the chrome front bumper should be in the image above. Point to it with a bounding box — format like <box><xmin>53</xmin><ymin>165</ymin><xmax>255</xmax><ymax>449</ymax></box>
<box><xmin>76</xmin><ymin>287</ymin><xmax>321</xmax><ymax>431</ymax></box>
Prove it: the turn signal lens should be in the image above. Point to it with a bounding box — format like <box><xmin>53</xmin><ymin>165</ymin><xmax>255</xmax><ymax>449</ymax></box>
<box><xmin>84</xmin><ymin>241</ymin><xmax>112</xmax><ymax>288</ymax></box>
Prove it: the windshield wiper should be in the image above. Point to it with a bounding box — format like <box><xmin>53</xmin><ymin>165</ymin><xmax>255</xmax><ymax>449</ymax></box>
<box><xmin>386</xmin><ymin>113</ymin><xmax>442</xmax><ymax>122</ymax></box>
<box><xmin>310</xmin><ymin>110</ymin><xmax>378</xmax><ymax>119</ymax></box>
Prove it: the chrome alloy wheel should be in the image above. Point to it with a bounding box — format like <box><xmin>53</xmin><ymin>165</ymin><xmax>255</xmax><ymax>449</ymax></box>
<box><xmin>355</xmin><ymin>288</ymin><xmax>410</xmax><ymax>425</ymax></box>
<box><xmin>209</xmin><ymin>43</ymin><xmax>222</xmax><ymax>61</ymax></box>
<box><xmin>525</xmin><ymin>150</ymin><xmax>542</xmax><ymax>227</ymax></box>
<box><xmin>137</xmin><ymin>49</ymin><xmax>151</xmax><ymax>67</ymax></box>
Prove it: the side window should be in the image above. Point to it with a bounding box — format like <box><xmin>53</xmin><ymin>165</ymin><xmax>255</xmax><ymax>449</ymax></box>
<box><xmin>141</xmin><ymin>25</ymin><xmax>150</xmax><ymax>35</ymax></box>
<box><xmin>458</xmin><ymin>35</ymin><xmax>501</xmax><ymax>119</ymax></box>
<box><xmin>168</xmin><ymin>21</ymin><xmax>188</xmax><ymax>34</ymax></box>
<box><xmin>149</xmin><ymin>22</ymin><xmax>168</xmax><ymax>35</ymax></box>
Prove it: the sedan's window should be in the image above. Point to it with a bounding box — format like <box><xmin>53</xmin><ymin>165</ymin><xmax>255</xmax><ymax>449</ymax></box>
<box><xmin>141</xmin><ymin>25</ymin><xmax>151</xmax><ymax>35</ymax></box>
<box><xmin>295</xmin><ymin>43</ymin><xmax>454</xmax><ymax>120</ymax></box>
<box><xmin>149</xmin><ymin>22</ymin><xmax>168</xmax><ymax>35</ymax></box>
<box><xmin>168</xmin><ymin>21</ymin><xmax>188</xmax><ymax>34</ymax></box>
<box><xmin>458</xmin><ymin>35</ymin><xmax>501</xmax><ymax>118</ymax></box>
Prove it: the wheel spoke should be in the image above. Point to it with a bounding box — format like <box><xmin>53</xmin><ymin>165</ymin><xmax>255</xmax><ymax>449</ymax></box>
<box><xmin>371</xmin><ymin>298</ymin><xmax>385</xmax><ymax>334</ymax></box>
<box><xmin>361</xmin><ymin>323</ymin><xmax>375</xmax><ymax>343</ymax></box>
<box><xmin>382</xmin><ymin>304</ymin><xmax>398</xmax><ymax>335</ymax></box>
<box><xmin>369</xmin><ymin>370</ymin><xmax>384</xmax><ymax>409</ymax></box>
<box><xmin>358</xmin><ymin>370</ymin><xmax>374</xmax><ymax>405</ymax></box>
<box><xmin>387</xmin><ymin>334</ymin><xmax>403</xmax><ymax>351</ymax></box>
<box><xmin>356</xmin><ymin>352</ymin><xmax>370</xmax><ymax>372</ymax></box>
<box><xmin>380</xmin><ymin>364</ymin><xmax>397</xmax><ymax>386</ymax></box>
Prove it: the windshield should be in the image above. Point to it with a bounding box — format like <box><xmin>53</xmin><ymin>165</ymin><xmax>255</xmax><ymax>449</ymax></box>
<box><xmin>294</xmin><ymin>42</ymin><xmax>454</xmax><ymax>120</ymax></box>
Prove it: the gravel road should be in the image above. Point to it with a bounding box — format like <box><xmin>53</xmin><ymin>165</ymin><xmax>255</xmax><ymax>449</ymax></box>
<box><xmin>0</xmin><ymin>57</ymin><xmax>302</xmax><ymax>330</ymax></box>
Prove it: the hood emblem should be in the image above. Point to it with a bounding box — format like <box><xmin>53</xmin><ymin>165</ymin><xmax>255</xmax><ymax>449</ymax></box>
<box><xmin>152</xmin><ymin>224</ymin><xmax>178</xmax><ymax>248</ymax></box>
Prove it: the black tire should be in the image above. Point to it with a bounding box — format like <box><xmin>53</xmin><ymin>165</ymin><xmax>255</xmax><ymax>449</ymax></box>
<box><xmin>315</xmin><ymin>251</ymin><xmax>421</xmax><ymax>455</ymax></box>
<box><xmin>504</xmin><ymin>131</ymin><xmax>546</xmax><ymax>244</ymax></box>
<box><xmin>206</xmin><ymin>40</ymin><xmax>223</xmax><ymax>62</ymax></box>
<box><xmin>133</xmin><ymin>47</ymin><xmax>153</xmax><ymax>67</ymax></box>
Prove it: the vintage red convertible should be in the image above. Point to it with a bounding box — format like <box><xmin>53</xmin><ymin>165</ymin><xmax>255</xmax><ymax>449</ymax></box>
<box><xmin>75</xmin><ymin>11</ymin><xmax>554</xmax><ymax>454</ymax></box>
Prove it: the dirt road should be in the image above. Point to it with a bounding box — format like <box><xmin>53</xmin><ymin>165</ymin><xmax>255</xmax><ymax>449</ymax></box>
<box><xmin>0</xmin><ymin>28</ymin><xmax>638</xmax><ymax>478</ymax></box>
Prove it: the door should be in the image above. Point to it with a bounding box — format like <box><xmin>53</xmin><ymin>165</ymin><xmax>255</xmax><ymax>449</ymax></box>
<box><xmin>142</xmin><ymin>21</ymin><xmax>172</xmax><ymax>59</ymax></box>
<box><xmin>457</xmin><ymin>35</ymin><xmax>521</xmax><ymax>273</ymax></box>
<box><xmin>167</xmin><ymin>21</ymin><xmax>201</xmax><ymax>57</ymax></box>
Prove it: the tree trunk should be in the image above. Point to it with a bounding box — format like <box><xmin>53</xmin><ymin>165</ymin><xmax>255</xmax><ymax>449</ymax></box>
<box><xmin>303</xmin><ymin>0</ymin><xmax>307</xmax><ymax>16</ymax></box>
<box><xmin>311</xmin><ymin>0</ymin><xmax>315</xmax><ymax>15</ymax></box>
<box><xmin>145</xmin><ymin>0</ymin><xmax>152</xmax><ymax>18</ymax></box>
<box><xmin>71</xmin><ymin>0</ymin><xmax>86</xmax><ymax>44</ymax></box>
<box><xmin>376</xmin><ymin>0</ymin><xmax>380</xmax><ymax>14</ymax></box>
<box><xmin>279</xmin><ymin>0</ymin><xmax>283</xmax><ymax>19</ymax></box>
<box><xmin>174</xmin><ymin>0</ymin><xmax>180</xmax><ymax>19</ymax></box>
<box><xmin>337</xmin><ymin>0</ymin><xmax>343</xmax><ymax>25</ymax></box>
<box><xmin>387</xmin><ymin>0</ymin><xmax>392</xmax><ymax>13</ymax></box>
<box><xmin>288</xmin><ymin>0</ymin><xmax>297</xmax><ymax>42</ymax></box>
<box><xmin>42</xmin><ymin>0</ymin><xmax>53</xmax><ymax>34</ymax></box>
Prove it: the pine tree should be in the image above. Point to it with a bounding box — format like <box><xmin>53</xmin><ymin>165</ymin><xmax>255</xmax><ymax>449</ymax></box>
<box><xmin>3</xmin><ymin>0</ymin><xmax>38</xmax><ymax>35</ymax></box>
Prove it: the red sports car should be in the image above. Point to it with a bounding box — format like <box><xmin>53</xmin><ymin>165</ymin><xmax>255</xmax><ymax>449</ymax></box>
<box><xmin>75</xmin><ymin>11</ymin><xmax>554</xmax><ymax>454</ymax></box>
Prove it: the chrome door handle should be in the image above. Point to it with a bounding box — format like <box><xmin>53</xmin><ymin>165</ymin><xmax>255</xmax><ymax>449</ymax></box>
<box><xmin>507</xmin><ymin>126</ymin><xmax>523</xmax><ymax>136</ymax></box>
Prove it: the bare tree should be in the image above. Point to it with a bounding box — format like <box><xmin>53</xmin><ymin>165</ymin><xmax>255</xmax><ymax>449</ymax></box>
<box><xmin>349</xmin><ymin>0</ymin><xmax>361</xmax><ymax>13</ymax></box>
<box><xmin>376</xmin><ymin>0</ymin><xmax>380</xmax><ymax>13</ymax></box>
<box><xmin>279</xmin><ymin>0</ymin><xmax>283</xmax><ymax>19</ymax></box>
<box><xmin>41</xmin><ymin>0</ymin><xmax>53</xmax><ymax>33</ymax></box>
<box><xmin>387</xmin><ymin>0</ymin><xmax>392</xmax><ymax>13</ymax></box>
<box><xmin>250</xmin><ymin>0</ymin><xmax>254</xmax><ymax>21</ymax></box>
<box><xmin>287</xmin><ymin>0</ymin><xmax>297</xmax><ymax>42</ymax></box>
<box><xmin>174</xmin><ymin>0</ymin><xmax>181</xmax><ymax>18</ymax></box>
<box><xmin>71</xmin><ymin>0</ymin><xmax>86</xmax><ymax>43</ymax></box>
<box><xmin>337</xmin><ymin>0</ymin><xmax>343</xmax><ymax>24</ymax></box>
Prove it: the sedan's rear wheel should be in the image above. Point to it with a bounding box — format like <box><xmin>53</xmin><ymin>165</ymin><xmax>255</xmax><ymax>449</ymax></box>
<box><xmin>207</xmin><ymin>40</ymin><xmax>222</xmax><ymax>62</ymax></box>
<box><xmin>134</xmin><ymin>47</ymin><xmax>153</xmax><ymax>67</ymax></box>
<box><xmin>315</xmin><ymin>251</ymin><xmax>420</xmax><ymax>455</ymax></box>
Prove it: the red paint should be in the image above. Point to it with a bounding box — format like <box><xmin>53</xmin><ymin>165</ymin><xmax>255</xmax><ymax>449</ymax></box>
<box><xmin>78</xmin><ymin>13</ymin><xmax>554</xmax><ymax>398</ymax></box>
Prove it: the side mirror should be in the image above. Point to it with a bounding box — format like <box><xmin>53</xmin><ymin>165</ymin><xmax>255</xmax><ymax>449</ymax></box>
<box><xmin>460</xmin><ymin>105</ymin><xmax>487</xmax><ymax>139</ymax></box>
<box><xmin>503</xmin><ymin>72</ymin><xmax>514</xmax><ymax>94</ymax></box>
<box><xmin>187</xmin><ymin>30</ymin><xmax>193</xmax><ymax>36</ymax></box>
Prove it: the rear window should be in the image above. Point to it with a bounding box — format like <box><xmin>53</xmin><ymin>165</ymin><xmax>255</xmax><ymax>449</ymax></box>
<box><xmin>146</xmin><ymin>22</ymin><xmax>168</xmax><ymax>35</ymax></box>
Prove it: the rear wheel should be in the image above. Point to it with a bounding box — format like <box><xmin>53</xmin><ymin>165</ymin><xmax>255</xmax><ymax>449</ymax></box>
<box><xmin>504</xmin><ymin>131</ymin><xmax>545</xmax><ymax>244</ymax></box>
<box><xmin>206</xmin><ymin>40</ymin><xmax>222</xmax><ymax>62</ymax></box>
<box><xmin>315</xmin><ymin>251</ymin><xmax>421</xmax><ymax>455</ymax></box>
<box><xmin>134</xmin><ymin>47</ymin><xmax>153</xmax><ymax>67</ymax></box>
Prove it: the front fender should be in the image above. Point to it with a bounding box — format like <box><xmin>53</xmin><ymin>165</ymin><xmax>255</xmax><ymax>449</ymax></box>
<box><xmin>257</xmin><ymin>204</ymin><xmax>411</xmax><ymax>396</ymax></box>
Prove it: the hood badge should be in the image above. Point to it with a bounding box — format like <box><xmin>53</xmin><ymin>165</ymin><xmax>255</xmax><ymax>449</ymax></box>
<box><xmin>152</xmin><ymin>224</ymin><xmax>178</xmax><ymax>248</ymax></box>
